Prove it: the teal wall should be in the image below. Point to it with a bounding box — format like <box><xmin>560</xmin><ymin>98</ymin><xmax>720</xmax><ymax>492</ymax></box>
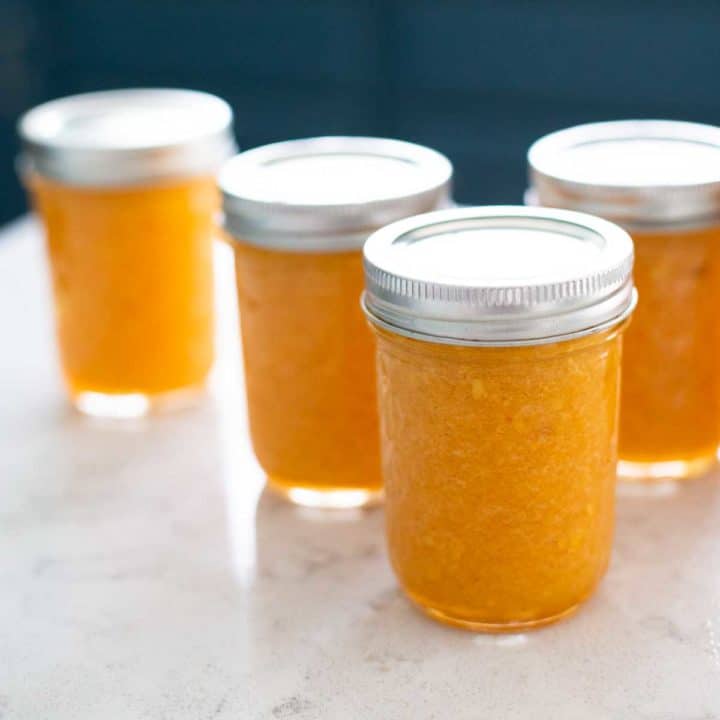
<box><xmin>2</xmin><ymin>0</ymin><xmax>720</xmax><ymax>223</ymax></box>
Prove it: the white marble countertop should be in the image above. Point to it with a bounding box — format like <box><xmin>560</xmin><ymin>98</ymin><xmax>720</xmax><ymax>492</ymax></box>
<box><xmin>2</xmin><ymin>217</ymin><xmax>720</xmax><ymax>719</ymax></box>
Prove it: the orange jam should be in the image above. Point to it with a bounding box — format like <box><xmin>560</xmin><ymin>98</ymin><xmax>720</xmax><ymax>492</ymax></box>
<box><xmin>619</xmin><ymin>226</ymin><xmax>720</xmax><ymax>479</ymax></box>
<box><xmin>528</xmin><ymin>119</ymin><xmax>720</xmax><ymax>480</ymax></box>
<box><xmin>363</xmin><ymin>206</ymin><xmax>635</xmax><ymax>630</ymax></box>
<box><xmin>18</xmin><ymin>88</ymin><xmax>235</xmax><ymax>416</ymax></box>
<box><xmin>374</xmin><ymin>325</ymin><xmax>624</xmax><ymax>631</ymax></box>
<box><xmin>220</xmin><ymin>136</ymin><xmax>453</xmax><ymax>507</ymax></box>
<box><xmin>233</xmin><ymin>243</ymin><xmax>381</xmax><ymax>502</ymax></box>
<box><xmin>32</xmin><ymin>176</ymin><xmax>218</xmax><ymax>406</ymax></box>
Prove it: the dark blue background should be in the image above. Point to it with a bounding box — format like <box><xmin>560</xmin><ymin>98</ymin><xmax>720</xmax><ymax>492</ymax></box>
<box><xmin>2</xmin><ymin>0</ymin><xmax>720</xmax><ymax>224</ymax></box>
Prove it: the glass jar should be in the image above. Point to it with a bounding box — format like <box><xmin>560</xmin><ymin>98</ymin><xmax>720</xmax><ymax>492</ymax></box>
<box><xmin>19</xmin><ymin>89</ymin><xmax>235</xmax><ymax>418</ymax></box>
<box><xmin>220</xmin><ymin>137</ymin><xmax>452</xmax><ymax>508</ymax></box>
<box><xmin>363</xmin><ymin>207</ymin><xmax>636</xmax><ymax>631</ymax></box>
<box><xmin>529</xmin><ymin>120</ymin><xmax>720</xmax><ymax>481</ymax></box>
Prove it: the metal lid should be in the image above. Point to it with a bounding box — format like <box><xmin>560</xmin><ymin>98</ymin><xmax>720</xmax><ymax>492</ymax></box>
<box><xmin>362</xmin><ymin>206</ymin><xmax>636</xmax><ymax>346</ymax></box>
<box><xmin>220</xmin><ymin>137</ymin><xmax>453</xmax><ymax>251</ymax></box>
<box><xmin>18</xmin><ymin>88</ymin><xmax>236</xmax><ymax>186</ymax></box>
<box><xmin>528</xmin><ymin>120</ymin><xmax>720</xmax><ymax>224</ymax></box>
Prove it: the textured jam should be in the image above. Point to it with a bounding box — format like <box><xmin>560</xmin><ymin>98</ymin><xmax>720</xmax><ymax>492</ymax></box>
<box><xmin>374</xmin><ymin>325</ymin><xmax>624</xmax><ymax>630</ymax></box>
<box><xmin>32</xmin><ymin>176</ymin><xmax>217</xmax><ymax>398</ymax></box>
<box><xmin>233</xmin><ymin>244</ymin><xmax>381</xmax><ymax>497</ymax></box>
<box><xmin>620</xmin><ymin>226</ymin><xmax>720</xmax><ymax>474</ymax></box>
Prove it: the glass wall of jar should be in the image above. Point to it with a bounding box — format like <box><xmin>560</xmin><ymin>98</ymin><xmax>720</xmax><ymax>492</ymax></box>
<box><xmin>18</xmin><ymin>89</ymin><xmax>236</xmax><ymax>418</ymax></box>
<box><xmin>363</xmin><ymin>207</ymin><xmax>636</xmax><ymax>632</ymax></box>
<box><xmin>220</xmin><ymin>137</ymin><xmax>452</xmax><ymax>509</ymax></box>
<box><xmin>529</xmin><ymin>121</ymin><xmax>720</xmax><ymax>481</ymax></box>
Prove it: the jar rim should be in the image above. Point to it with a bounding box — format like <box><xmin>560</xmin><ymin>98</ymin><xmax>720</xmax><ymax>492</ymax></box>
<box><xmin>362</xmin><ymin>290</ymin><xmax>637</xmax><ymax>347</ymax></box>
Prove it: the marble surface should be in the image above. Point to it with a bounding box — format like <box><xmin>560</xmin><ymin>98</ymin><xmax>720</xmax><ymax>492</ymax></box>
<box><xmin>2</xmin><ymin>217</ymin><xmax>720</xmax><ymax>719</ymax></box>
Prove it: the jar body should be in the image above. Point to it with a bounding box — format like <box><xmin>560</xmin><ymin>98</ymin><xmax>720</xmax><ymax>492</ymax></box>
<box><xmin>30</xmin><ymin>175</ymin><xmax>217</xmax><ymax>417</ymax></box>
<box><xmin>233</xmin><ymin>244</ymin><xmax>381</xmax><ymax>508</ymax></box>
<box><xmin>374</xmin><ymin>325</ymin><xmax>624</xmax><ymax>631</ymax></box>
<box><xmin>618</xmin><ymin>225</ymin><xmax>720</xmax><ymax>480</ymax></box>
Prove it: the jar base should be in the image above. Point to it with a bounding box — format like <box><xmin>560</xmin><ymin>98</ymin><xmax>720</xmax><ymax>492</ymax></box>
<box><xmin>410</xmin><ymin>596</ymin><xmax>584</xmax><ymax>633</ymax></box>
<box><xmin>72</xmin><ymin>385</ymin><xmax>206</xmax><ymax>419</ymax></box>
<box><xmin>266</xmin><ymin>476</ymin><xmax>383</xmax><ymax>509</ymax></box>
<box><xmin>618</xmin><ymin>453</ymin><xmax>717</xmax><ymax>482</ymax></box>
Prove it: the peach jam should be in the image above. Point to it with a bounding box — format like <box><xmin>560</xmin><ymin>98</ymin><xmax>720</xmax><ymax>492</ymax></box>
<box><xmin>529</xmin><ymin>121</ymin><xmax>720</xmax><ymax>480</ymax></box>
<box><xmin>363</xmin><ymin>206</ymin><xmax>636</xmax><ymax>631</ymax></box>
<box><xmin>19</xmin><ymin>89</ymin><xmax>236</xmax><ymax>418</ymax></box>
<box><xmin>220</xmin><ymin>137</ymin><xmax>453</xmax><ymax>508</ymax></box>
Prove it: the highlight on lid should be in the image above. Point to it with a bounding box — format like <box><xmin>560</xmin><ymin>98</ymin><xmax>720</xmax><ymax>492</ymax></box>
<box><xmin>528</xmin><ymin>120</ymin><xmax>720</xmax><ymax>481</ymax></box>
<box><xmin>363</xmin><ymin>206</ymin><xmax>635</xmax><ymax>631</ymax></box>
<box><xmin>220</xmin><ymin>136</ymin><xmax>453</xmax><ymax>509</ymax></box>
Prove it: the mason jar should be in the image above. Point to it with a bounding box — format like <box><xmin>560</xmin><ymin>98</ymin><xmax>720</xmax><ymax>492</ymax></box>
<box><xmin>220</xmin><ymin>137</ymin><xmax>452</xmax><ymax>508</ymax></box>
<box><xmin>529</xmin><ymin>121</ymin><xmax>720</xmax><ymax>481</ymax></box>
<box><xmin>19</xmin><ymin>89</ymin><xmax>235</xmax><ymax>417</ymax></box>
<box><xmin>363</xmin><ymin>206</ymin><xmax>636</xmax><ymax>631</ymax></box>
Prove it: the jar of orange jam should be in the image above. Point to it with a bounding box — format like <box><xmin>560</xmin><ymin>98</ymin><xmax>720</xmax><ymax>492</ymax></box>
<box><xmin>18</xmin><ymin>89</ymin><xmax>235</xmax><ymax>417</ymax></box>
<box><xmin>363</xmin><ymin>207</ymin><xmax>636</xmax><ymax>631</ymax></box>
<box><xmin>220</xmin><ymin>137</ymin><xmax>452</xmax><ymax>508</ymax></box>
<box><xmin>529</xmin><ymin>121</ymin><xmax>720</xmax><ymax>481</ymax></box>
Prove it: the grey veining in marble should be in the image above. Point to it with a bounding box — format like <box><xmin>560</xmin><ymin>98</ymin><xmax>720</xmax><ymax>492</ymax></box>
<box><xmin>1</xmin><ymin>218</ymin><xmax>720</xmax><ymax>719</ymax></box>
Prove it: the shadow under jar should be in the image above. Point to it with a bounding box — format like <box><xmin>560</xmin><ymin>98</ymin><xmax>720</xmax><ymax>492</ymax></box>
<box><xmin>363</xmin><ymin>207</ymin><xmax>636</xmax><ymax>632</ymax></box>
<box><xmin>220</xmin><ymin>137</ymin><xmax>453</xmax><ymax>509</ymax></box>
<box><xmin>529</xmin><ymin>121</ymin><xmax>720</xmax><ymax>481</ymax></box>
<box><xmin>18</xmin><ymin>89</ymin><xmax>236</xmax><ymax>418</ymax></box>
